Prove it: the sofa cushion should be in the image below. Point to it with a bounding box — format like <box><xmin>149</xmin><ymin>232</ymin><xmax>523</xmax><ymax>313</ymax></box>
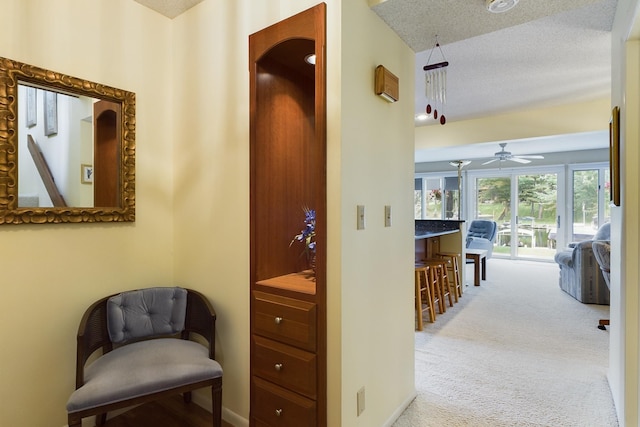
<box><xmin>66</xmin><ymin>338</ymin><xmax>222</xmax><ymax>413</ymax></box>
<box><xmin>107</xmin><ymin>287</ymin><xmax>187</xmax><ymax>344</ymax></box>
<box><xmin>594</xmin><ymin>223</ymin><xmax>611</xmax><ymax>240</ymax></box>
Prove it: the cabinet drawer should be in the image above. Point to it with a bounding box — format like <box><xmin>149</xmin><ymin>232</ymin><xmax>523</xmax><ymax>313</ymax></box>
<box><xmin>252</xmin><ymin>376</ymin><xmax>316</xmax><ymax>427</ymax></box>
<box><xmin>253</xmin><ymin>335</ymin><xmax>317</xmax><ymax>399</ymax></box>
<box><xmin>253</xmin><ymin>291</ymin><xmax>316</xmax><ymax>351</ymax></box>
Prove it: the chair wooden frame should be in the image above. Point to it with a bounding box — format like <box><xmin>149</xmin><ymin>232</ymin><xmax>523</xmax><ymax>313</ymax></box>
<box><xmin>67</xmin><ymin>288</ymin><xmax>222</xmax><ymax>427</ymax></box>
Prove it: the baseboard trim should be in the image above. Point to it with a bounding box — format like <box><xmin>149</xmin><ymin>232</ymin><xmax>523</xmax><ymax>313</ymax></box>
<box><xmin>381</xmin><ymin>389</ymin><xmax>418</xmax><ymax>427</ymax></box>
<box><xmin>192</xmin><ymin>389</ymin><xmax>249</xmax><ymax>427</ymax></box>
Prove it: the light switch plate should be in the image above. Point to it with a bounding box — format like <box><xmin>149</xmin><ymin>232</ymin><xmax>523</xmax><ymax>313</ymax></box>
<box><xmin>384</xmin><ymin>205</ymin><xmax>391</xmax><ymax>227</ymax></box>
<box><xmin>357</xmin><ymin>205</ymin><xmax>365</xmax><ymax>230</ymax></box>
<box><xmin>357</xmin><ymin>386</ymin><xmax>365</xmax><ymax>416</ymax></box>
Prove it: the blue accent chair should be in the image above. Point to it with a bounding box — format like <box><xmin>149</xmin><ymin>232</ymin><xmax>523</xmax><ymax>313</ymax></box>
<box><xmin>466</xmin><ymin>220</ymin><xmax>498</xmax><ymax>259</ymax></box>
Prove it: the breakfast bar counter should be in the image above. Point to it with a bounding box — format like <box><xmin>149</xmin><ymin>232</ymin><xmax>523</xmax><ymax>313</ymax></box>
<box><xmin>415</xmin><ymin>220</ymin><xmax>466</xmax><ymax>285</ymax></box>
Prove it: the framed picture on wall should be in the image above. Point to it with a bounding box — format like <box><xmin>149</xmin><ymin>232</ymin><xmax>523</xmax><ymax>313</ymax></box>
<box><xmin>26</xmin><ymin>86</ymin><xmax>36</xmax><ymax>127</ymax></box>
<box><xmin>44</xmin><ymin>90</ymin><xmax>57</xmax><ymax>136</ymax></box>
<box><xmin>609</xmin><ymin>106</ymin><xmax>620</xmax><ymax>207</ymax></box>
<box><xmin>81</xmin><ymin>164</ymin><xmax>93</xmax><ymax>184</ymax></box>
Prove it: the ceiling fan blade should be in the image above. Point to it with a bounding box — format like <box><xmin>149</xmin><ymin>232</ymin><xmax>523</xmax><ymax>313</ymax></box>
<box><xmin>482</xmin><ymin>158</ymin><xmax>499</xmax><ymax>165</ymax></box>
<box><xmin>509</xmin><ymin>157</ymin><xmax>531</xmax><ymax>164</ymax></box>
<box><xmin>517</xmin><ymin>155</ymin><xmax>544</xmax><ymax>159</ymax></box>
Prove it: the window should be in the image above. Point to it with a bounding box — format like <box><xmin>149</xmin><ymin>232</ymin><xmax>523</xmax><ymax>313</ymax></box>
<box><xmin>571</xmin><ymin>166</ymin><xmax>610</xmax><ymax>242</ymax></box>
<box><xmin>417</xmin><ymin>163</ymin><xmax>608</xmax><ymax>258</ymax></box>
<box><xmin>415</xmin><ymin>175</ymin><xmax>458</xmax><ymax>220</ymax></box>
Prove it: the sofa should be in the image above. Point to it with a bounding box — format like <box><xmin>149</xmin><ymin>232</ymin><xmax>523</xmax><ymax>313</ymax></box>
<box><xmin>553</xmin><ymin>223</ymin><xmax>610</xmax><ymax>304</ymax></box>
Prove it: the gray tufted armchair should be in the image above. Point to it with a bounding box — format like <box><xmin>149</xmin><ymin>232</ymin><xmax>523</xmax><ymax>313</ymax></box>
<box><xmin>554</xmin><ymin>223</ymin><xmax>610</xmax><ymax>304</ymax></box>
<box><xmin>66</xmin><ymin>287</ymin><xmax>223</xmax><ymax>427</ymax></box>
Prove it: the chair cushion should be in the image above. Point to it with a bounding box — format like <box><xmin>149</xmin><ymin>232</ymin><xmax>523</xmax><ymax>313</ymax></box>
<box><xmin>66</xmin><ymin>338</ymin><xmax>222</xmax><ymax>413</ymax></box>
<box><xmin>107</xmin><ymin>287</ymin><xmax>187</xmax><ymax>343</ymax></box>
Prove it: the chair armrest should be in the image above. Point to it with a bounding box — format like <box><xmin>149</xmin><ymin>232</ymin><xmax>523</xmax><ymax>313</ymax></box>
<box><xmin>554</xmin><ymin>249</ymin><xmax>573</xmax><ymax>267</ymax></box>
<box><xmin>184</xmin><ymin>289</ymin><xmax>217</xmax><ymax>359</ymax></box>
<box><xmin>75</xmin><ymin>296</ymin><xmax>113</xmax><ymax>389</ymax></box>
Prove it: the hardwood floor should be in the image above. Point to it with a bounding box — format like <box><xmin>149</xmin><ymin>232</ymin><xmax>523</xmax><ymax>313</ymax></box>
<box><xmin>101</xmin><ymin>395</ymin><xmax>233</xmax><ymax>427</ymax></box>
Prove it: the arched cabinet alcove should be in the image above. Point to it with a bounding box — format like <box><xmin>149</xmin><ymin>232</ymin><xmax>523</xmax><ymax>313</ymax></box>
<box><xmin>249</xmin><ymin>3</ymin><xmax>326</xmax><ymax>426</ymax></box>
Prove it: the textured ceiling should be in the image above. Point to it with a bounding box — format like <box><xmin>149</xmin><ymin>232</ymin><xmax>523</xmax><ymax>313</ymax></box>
<box><xmin>373</xmin><ymin>0</ymin><xmax>617</xmax><ymax>125</ymax></box>
<box><xmin>133</xmin><ymin>0</ymin><xmax>204</xmax><ymax>18</ymax></box>
<box><xmin>371</xmin><ymin>0</ymin><xmax>606</xmax><ymax>52</ymax></box>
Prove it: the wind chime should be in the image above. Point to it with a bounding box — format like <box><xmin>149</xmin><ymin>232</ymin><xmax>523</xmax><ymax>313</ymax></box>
<box><xmin>423</xmin><ymin>36</ymin><xmax>449</xmax><ymax>125</ymax></box>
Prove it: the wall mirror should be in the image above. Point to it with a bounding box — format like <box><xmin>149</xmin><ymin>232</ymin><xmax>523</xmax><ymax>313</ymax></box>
<box><xmin>0</xmin><ymin>57</ymin><xmax>135</xmax><ymax>224</ymax></box>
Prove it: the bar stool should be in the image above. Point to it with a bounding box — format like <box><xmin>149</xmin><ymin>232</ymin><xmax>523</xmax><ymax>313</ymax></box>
<box><xmin>427</xmin><ymin>263</ymin><xmax>445</xmax><ymax>313</ymax></box>
<box><xmin>416</xmin><ymin>262</ymin><xmax>443</xmax><ymax>314</ymax></box>
<box><xmin>414</xmin><ymin>266</ymin><xmax>435</xmax><ymax>330</ymax></box>
<box><xmin>437</xmin><ymin>252</ymin><xmax>462</xmax><ymax>301</ymax></box>
<box><xmin>421</xmin><ymin>259</ymin><xmax>454</xmax><ymax>310</ymax></box>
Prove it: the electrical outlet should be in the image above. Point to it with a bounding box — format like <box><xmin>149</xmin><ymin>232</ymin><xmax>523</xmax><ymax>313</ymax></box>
<box><xmin>357</xmin><ymin>205</ymin><xmax>365</xmax><ymax>230</ymax></box>
<box><xmin>357</xmin><ymin>386</ymin><xmax>365</xmax><ymax>416</ymax></box>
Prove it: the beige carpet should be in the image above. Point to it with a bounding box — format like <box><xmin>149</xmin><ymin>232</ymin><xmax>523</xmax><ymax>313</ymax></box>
<box><xmin>394</xmin><ymin>258</ymin><xmax>618</xmax><ymax>427</ymax></box>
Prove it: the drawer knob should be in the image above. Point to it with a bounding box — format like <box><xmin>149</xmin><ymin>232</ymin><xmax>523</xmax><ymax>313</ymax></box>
<box><xmin>274</xmin><ymin>316</ymin><xmax>283</xmax><ymax>325</ymax></box>
<box><xmin>275</xmin><ymin>408</ymin><xmax>283</xmax><ymax>417</ymax></box>
<box><xmin>274</xmin><ymin>363</ymin><xmax>283</xmax><ymax>371</ymax></box>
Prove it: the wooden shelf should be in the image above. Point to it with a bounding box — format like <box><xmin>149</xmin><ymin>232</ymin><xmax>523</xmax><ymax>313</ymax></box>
<box><xmin>256</xmin><ymin>271</ymin><xmax>316</xmax><ymax>295</ymax></box>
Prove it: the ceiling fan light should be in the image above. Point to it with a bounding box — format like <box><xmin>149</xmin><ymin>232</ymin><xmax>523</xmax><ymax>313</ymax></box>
<box><xmin>486</xmin><ymin>0</ymin><xmax>519</xmax><ymax>13</ymax></box>
<box><xmin>449</xmin><ymin>160</ymin><xmax>471</xmax><ymax>168</ymax></box>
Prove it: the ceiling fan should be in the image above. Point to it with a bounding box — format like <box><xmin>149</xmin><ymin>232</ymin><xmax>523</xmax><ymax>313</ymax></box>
<box><xmin>482</xmin><ymin>143</ymin><xmax>544</xmax><ymax>165</ymax></box>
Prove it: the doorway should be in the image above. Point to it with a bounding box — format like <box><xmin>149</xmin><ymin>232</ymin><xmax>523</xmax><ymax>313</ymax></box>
<box><xmin>470</xmin><ymin>168</ymin><xmax>562</xmax><ymax>261</ymax></box>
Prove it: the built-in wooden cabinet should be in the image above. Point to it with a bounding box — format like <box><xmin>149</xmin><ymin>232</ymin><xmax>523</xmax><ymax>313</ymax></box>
<box><xmin>249</xmin><ymin>4</ymin><xmax>326</xmax><ymax>426</ymax></box>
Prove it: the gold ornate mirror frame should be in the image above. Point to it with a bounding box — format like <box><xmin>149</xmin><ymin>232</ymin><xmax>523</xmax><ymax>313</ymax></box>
<box><xmin>0</xmin><ymin>57</ymin><xmax>135</xmax><ymax>224</ymax></box>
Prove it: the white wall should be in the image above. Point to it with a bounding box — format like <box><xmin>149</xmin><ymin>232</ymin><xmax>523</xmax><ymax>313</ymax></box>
<box><xmin>0</xmin><ymin>1</ymin><xmax>174</xmax><ymax>426</ymax></box>
<box><xmin>338</xmin><ymin>1</ymin><xmax>416</xmax><ymax>426</ymax></box>
<box><xmin>415</xmin><ymin>97</ymin><xmax>611</xmax><ymax>151</ymax></box>
<box><xmin>610</xmin><ymin>1</ymin><xmax>640</xmax><ymax>424</ymax></box>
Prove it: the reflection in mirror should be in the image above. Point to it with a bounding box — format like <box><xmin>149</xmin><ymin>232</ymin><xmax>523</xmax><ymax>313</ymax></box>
<box><xmin>0</xmin><ymin>57</ymin><xmax>135</xmax><ymax>224</ymax></box>
<box><xmin>18</xmin><ymin>85</ymin><xmax>98</xmax><ymax>208</ymax></box>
